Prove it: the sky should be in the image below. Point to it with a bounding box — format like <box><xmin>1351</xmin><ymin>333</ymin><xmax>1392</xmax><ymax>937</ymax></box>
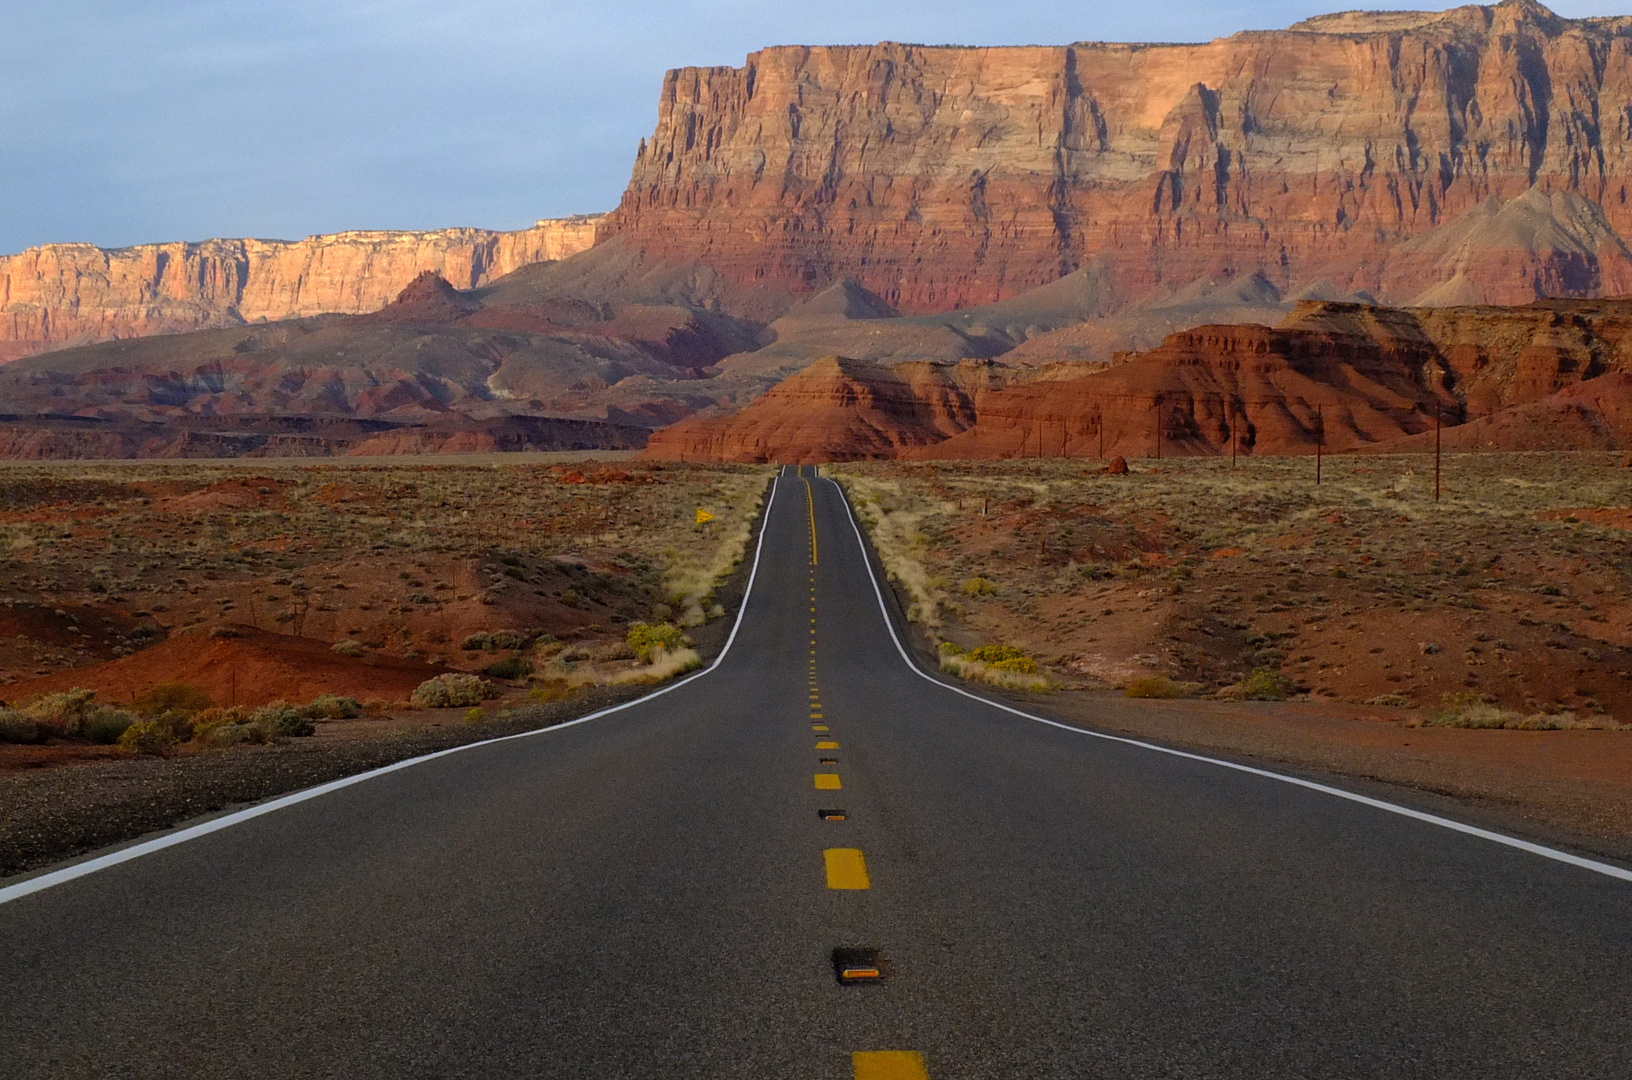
<box><xmin>2</xmin><ymin>0</ymin><xmax>1626</xmax><ymax>254</ymax></box>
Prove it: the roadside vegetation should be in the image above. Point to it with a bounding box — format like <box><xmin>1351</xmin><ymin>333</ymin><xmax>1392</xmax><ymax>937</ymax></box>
<box><xmin>829</xmin><ymin>453</ymin><xmax>1632</xmax><ymax>725</ymax></box>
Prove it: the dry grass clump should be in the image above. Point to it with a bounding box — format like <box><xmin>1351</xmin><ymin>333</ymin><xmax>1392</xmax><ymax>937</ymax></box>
<box><xmin>835</xmin><ymin>471</ymin><xmax>951</xmax><ymax>627</ymax></box>
<box><xmin>938</xmin><ymin>642</ymin><xmax>1050</xmax><ymax>691</ymax></box>
<box><xmin>1424</xmin><ymin>693</ymin><xmax>1626</xmax><ymax>730</ymax></box>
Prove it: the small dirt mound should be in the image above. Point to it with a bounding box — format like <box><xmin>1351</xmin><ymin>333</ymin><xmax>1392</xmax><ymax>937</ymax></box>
<box><xmin>0</xmin><ymin>626</ymin><xmax>447</xmax><ymax>709</ymax></box>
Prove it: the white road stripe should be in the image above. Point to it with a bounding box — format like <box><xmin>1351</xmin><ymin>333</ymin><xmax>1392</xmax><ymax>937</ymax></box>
<box><xmin>826</xmin><ymin>475</ymin><xmax>1632</xmax><ymax>884</ymax></box>
<box><xmin>0</xmin><ymin>474</ymin><xmax>785</xmax><ymax>906</ymax></box>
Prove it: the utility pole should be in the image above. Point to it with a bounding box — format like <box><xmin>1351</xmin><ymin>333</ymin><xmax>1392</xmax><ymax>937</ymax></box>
<box><xmin>1434</xmin><ymin>404</ymin><xmax>1442</xmax><ymax>502</ymax></box>
<box><xmin>1098</xmin><ymin>412</ymin><xmax>1104</xmax><ymax>460</ymax></box>
<box><xmin>1315</xmin><ymin>405</ymin><xmax>1323</xmax><ymax>485</ymax></box>
<box><xmin>1154</xmin><ymin>395</ymin><xmax>1163</xmax><ymax>460</ymax></box>
<box><xmin>1231</xmin><ymin>402</ymin><xmax>1238</xmax><ymax>466</ymax></box>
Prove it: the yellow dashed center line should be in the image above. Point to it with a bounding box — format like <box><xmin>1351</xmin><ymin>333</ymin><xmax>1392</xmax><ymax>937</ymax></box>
<box><xmin>803</xmin><ymin>477</ymin><xmax>818</xmax><ymax>566</ymax></box>
<box><xmin>852</xmin><ymin>1051</ymin><xmax>928</xmax><ymax>1080</ymax></box>
<box><xmin>815</xmin><ymin>772</ymin><xmax>841</xmax><ymax>789</ymax></box>
<box><xmin>816</xmin><ymin>740</ymin><xmax>839</xmax><ymax>749</ymax></box>
<box><xmin>823</xmin><ymin>848</ymin><xmax>870</xmax><ymax>889</ymax></box>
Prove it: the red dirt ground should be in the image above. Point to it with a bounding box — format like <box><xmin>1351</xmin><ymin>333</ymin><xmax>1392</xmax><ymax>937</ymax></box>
<box><xmin>0</xmin><ymin>625</ymin><xmax>446</xmax><ymax>710</ymax></box>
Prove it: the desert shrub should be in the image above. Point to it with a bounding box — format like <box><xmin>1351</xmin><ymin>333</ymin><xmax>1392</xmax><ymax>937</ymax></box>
<box><xmin>20</xmin><ymin>688</ymin><xmax>100</xmax><ymax>738</ymax></box>
<box><xmin>626</xmin><ymin>622</ymin><xmax>686</xmax><ymax>663</ymax></box>
<box><xmin>464</xmin><ymin>707</ymin><xmax>486</xmax><ymax>724</ymax></box>
<box><xmin>483</xmin><ymin>656</ymin><xmax>531</xmax><ymax>680</ymax></box>
<box><xmin>117</xmin><ymin>710</ymin><xmax>194</xmax><ymax>754</ymax></box>
<box><xmin>411</xmin><ymin>673</ymin><xmax>493</xmax><ymax>708</ymax></box>
<box><xmin>0</xmin><ymin>709</ymin><xmax>40</xmax><ymax>744</ymax></box>
<box><xmin>964</xmin><ymin>645</ymin><xmax>1038</xmax><ymax>674</ymax></box>
<box><xmin>1222</xmin><ymin>668</ymin><xmax>1294</xmax><ymax>701</ymax></box>
<box><xmin>1124</xmin><ymin>676</ymin><xmax>1190</xmax><ymax>699</ymax></box>
<box><xmin>84</xmin><ymin>708</ymin><xmax>136</xmax><ymax>745</ymax></box>
<box><xmin>463</xmin><ymin>629</ymin><xmax>530</xmax><ymax>651</ymax></box>
<box><xmin>303</xmin><ymin>694</ymin><xmax>361</xmax><ymax>720</ymax></box>
<box><xmin>1426</xmin><ymin>694</ymin><xmax>1599</xmax><ymax>730</ymax></box>
<box><xmin>960</xmin><ymin>577</ymin><xmax>997</xmax><ymax>597</ymax></box>
<box><xmin>248</xmin><ymin>702</ymin><xmax>315</xmax><ymax>738</ymax></box>
<box><xmin>191</xmin><ymin>707</ymin><xmax>269</xmax><ymax>746</ymax></box>
<box><xmin>134</xmin><ymin>682</ymin><xmax>214</xmax><ymax>717</ymax></box>
<box><xmin>331</xmin><ymin>639</ymin><xmax>364</xmax><ymax>657</ymax></box>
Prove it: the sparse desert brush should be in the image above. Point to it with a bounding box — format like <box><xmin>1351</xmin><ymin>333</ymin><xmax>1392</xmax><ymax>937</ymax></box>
<box><xmin>1124</xmin><ymin>675</ymin><xmax>1198</xmax><ymax>699</ymax></box>
<box><xmin>20</xmin><ymin>688</ymin><xmax>99</xmax><ymax>738</ymax></box>
<box><xmin>118</xmin><ymin>710</ymin><xmax>196</xmax><ymax>754</ymax></box>
<box><xmin>247</xmin><ymin>702</ymin><xmax>316</xmax><ymax>738</ymax></box>
<box><xmin>482</xmin><ymin>656</ymin><xmax>530</xmax><ymax>680</ymax></box>
<box><xmin>626</xmin><ymin>622</ymin><xmax>685</xmax><ymax>662</ymax></box>
<box><xmin>612</xmin><ymin>647</ymin><xmax>702</xmax><ymax>684</ymax></box>
<box><xmin>961</xmin><ymin>576</ymin><xmax>996</xmax><ymax>597</ymax></box>
<box><xmin>84</xmin><ymin>708</ymin><xmax>136</xmax><ymax>745</ymax></box>
<box><xmin>331</xmin><ymin>639</ymin><xmax>364</xmax><ymax>657</ymax></box>
<box><xmin>303</xmin><ymin>693</ymin><xmax>361</xmax><ymax>720</ymax></box>
<box><xmin>940</xmin><ymin>644</ymin><xmax>1049</xmax><ymax>691</ymax></box>
<box><xmin>0</xmin><ymin>709</ymin><xmax>40</xmax><ymax>744</ymax></box>
<box><xmin>411</xmin><ymin>673</ymin><xmax>493</xmax><ymax>708</ymax></box>
<box><xmin>1220</xmin><ymin>668</ymin><xmax>1294</xmax><ymax>701</ymax></box>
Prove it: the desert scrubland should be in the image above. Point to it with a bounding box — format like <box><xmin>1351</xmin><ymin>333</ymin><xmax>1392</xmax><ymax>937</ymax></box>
<box><xmin>833</xmin><ymin>452</ymin><xmax>1632</xmax><ymax>856</ymax></box>
<box><xmin>0</xmin><ymin>456</ymin><xmax>770</xmax><ymax>875</ymax></box>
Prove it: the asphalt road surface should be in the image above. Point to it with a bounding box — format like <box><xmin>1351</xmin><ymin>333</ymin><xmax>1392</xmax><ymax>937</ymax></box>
<box><xmin>4</xmin><ymin>467</ymin><xmax>1632</xmax><ymax>1079</ymax></box>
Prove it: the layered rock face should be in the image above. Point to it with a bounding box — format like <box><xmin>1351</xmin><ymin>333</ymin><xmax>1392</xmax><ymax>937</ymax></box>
<box><xmin>607</xmin><ymin>1</ymin><xmax>1632</xmax><ymax>312</ymax></box>
<box><xmin>0</xmin><ymin>215</ymin><xmax>602</xmax><ymax>361</ymax></box>
<box><xmin>640</xmin><ymin>356</ymin><xmax>1010</xmax><ymax>463</ymax></box>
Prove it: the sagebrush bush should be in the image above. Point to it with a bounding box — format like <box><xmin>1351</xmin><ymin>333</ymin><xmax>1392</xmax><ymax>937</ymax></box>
<box><xmin>961</xmin><ymin>577</ymin><xmax>996</xmax><ymax>597</ymax></box>
<box><xmin>21</xmin><ymin>688</ymin><xmax>98</xmax><ymax>738</ymax></box>
<box><xmin>411</xmin><ymin>673</ymin><xmax>492</xmax><ymax>708</ymax></box>
<box><xmin>0</xmin><ymin>709</ymin><xmax>40</xmax><ymax>744</ymax></box>
<box><xmin>626</xmin><ymin>622</ymin><xmax>686</xmax><ymax>663</ymax></box>
<box><xmin>118</xmin><ymin>710</ymin><xmax>194</xmax><ymax>754</ymax></box>
<box><xmin>303</xmin><ymin>694</ymin><xmax>361</xmax><ymax>720</ymax></box>
<box><xmin>84</xmin><ymin>708</ymin><xmax>136</xmax><ymax>745</ymax></box>
<box><xmin>249</xmin><ymin>702</ymin><xmax>316</xmax><ymax>738</ymax></box>
<box><xmin>331</xmin><ymin>639</ymin><xmax>364</xmax><ymax>657</ymax></box>
<box><xmin>1222</xmin><ymin>668</ymin><xmax>1294</xmax><ymax>701</ymax></box>
<box><xmin>483</xmin><ymin>656</ymin><xmax>530</xmax><ymax>680</ymax></box>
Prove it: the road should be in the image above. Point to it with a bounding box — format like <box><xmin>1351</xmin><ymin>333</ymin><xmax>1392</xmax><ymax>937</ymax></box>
<box><xmin>4</xmin><ymin>467</ymin><xmax>1632</xmax><ymax>1079</ymax></box>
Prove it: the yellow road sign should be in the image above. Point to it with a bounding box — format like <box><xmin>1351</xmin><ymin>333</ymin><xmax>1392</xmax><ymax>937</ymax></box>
<box><xmin>695</xmin><ymin>508</ymin><xmax>715</xmax><ymax>524</ymax></box>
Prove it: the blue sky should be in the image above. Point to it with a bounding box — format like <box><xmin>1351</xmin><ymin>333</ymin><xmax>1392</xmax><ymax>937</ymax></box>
<box><xmin>2</xmin><ymin>0</ymin><xmax>1623</xmax><ymax>253</ymax></box>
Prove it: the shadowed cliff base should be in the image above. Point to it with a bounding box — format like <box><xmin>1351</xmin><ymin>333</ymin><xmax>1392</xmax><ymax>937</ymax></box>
<box><xmin>643</xmin><ymin>297</ymin><xmax>1632</xmax><ymax>463</ymax></box>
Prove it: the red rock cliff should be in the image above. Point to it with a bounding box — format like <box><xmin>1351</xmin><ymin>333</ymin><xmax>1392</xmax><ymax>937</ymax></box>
<box><xmin>0</xmin><ymin>216</ymin><xmax>602</xmax><ymax>362</ymax></box>
<box><xmin>606</xmin><ymin>1</ymin><xmax>1632</xmax><ymax>311</ymax></box>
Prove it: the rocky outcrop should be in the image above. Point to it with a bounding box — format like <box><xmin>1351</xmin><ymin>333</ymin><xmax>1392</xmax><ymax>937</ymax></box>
<box><xmin>0</xmin><ymin>215</ymin><xmax>602</xmax><ymax>361</ymax></box>
<box><xmin>607</xmin><ymin>2</ymin><xmax>1632</xmax><ymax>312</ymax></box>
<box><xmin>640</xmin><ymin>356</ymin><xmax>1011</xmax><ymax>462</ymax></box>
<box><xmin>911</xmin><ymin>323</ymin><xmax>1454</xmax><ymax>459</ymax></box>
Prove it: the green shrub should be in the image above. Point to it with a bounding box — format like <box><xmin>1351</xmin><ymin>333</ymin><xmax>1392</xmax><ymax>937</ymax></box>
<box><xmin>482</xmin><ymin>656</ymin><xmax>530</xmax><ymax>680</ymax></box>
<box><xmin>464</xmin><ymin>707</ymin><xmax>486</xmax><ymax>724</ymax></box>
<box><xmin>117</xmin><ymin>710</ymin><xmax>194</xmax><ymax>754</ymax></box>
<box><xmin>0</xmin><ymin>709</ymin><xmax>40</xmax><ymax>744</ymax></box>
<box><xmin>961</xmin><ymin>577</ymin><xmax>996</xmax><ymax>597</ymax></box>
<box><xmin>1225</xmin><ymin>668</ymin><xmax>1294</xmax><ymax>701</ymax></box>
<box><xmin>248</xmin><ymin>702</ymin><xmax>315</xmax><ymax>738</ymax></box>
<box><xmin>626</xmin><ymin>622</ymin><xmax>686</xmax><ymax>663</ymax></box>
<box><xmin>20</xmin><ymin>688</ymin><xmax>98</xmax><ymax>738</ymax></box>
<box><xmin>1124</xmin><ymin>676</ymin><xmax>1188</xmax><ymax>699</ymax></box>
<box><xmin>964</xmin><ymin>645</ymin><xmax>1037</xmax><ymax>674</ymax></box>
<box><xmin>411</xmin><ymin>673</ymin><xmax>492</xmax><ymax>708</ymax></box>
<box><xmin>84</xmin><ymin>708</ymin><xmax>136</xmax><ymax>745</ymax></box>
<box><xmin>133</xmin><ymin>682</ymin><xmax>213</xmax><ymax>717</ymax></box>
<box><xmin>303</xmin><ymin>694</ymin><xmax>361</xmax><ymax>720</ymax></box>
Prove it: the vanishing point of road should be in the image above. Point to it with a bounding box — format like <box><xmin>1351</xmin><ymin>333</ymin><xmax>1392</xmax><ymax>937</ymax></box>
<box><xmin>4</xmin><ymin>468</ymin><xmax>1632</xmax><ymax>1078</ymax></box>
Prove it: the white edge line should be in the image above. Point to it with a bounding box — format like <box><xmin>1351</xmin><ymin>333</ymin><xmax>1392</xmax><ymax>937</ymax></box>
<box><xmin>0</xmin><ymin>472</ymin><xmax>785</xmax><ymax>907</ymax></box>
<box><xmin>825</xmin><ymin>475</ymin><xmax>1632</xmax><ymax>884</ymax></box>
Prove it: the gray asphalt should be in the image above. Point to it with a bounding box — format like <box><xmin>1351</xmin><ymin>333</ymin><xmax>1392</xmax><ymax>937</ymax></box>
<box><xmin>3</xmin><ymin>468</ymin><xmax>1632</xmax><ymax>1079</ymax></box>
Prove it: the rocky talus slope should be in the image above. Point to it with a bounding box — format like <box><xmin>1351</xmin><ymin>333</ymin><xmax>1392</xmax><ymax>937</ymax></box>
<box><xmin>640</xmin><ymin>357</ymin><xmax>1011</xmax><ymax>463</ymax></box>
<box><xmin>0</xmin><ymin>215</ymin><xmax>602</xmax><ymax>361</ymax></box>
<box><xmin>646</xmin><ymin>298</ymin><xmax>1632</xmax><ymax>461</ymax></box>
<box><xmin>607</xmin><ymin>1</ymin><xmax>1632</xmax><ymax>311</ymax></box>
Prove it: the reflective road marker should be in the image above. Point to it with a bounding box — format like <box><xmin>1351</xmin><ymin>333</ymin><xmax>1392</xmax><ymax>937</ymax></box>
<box><xmin>852</xmin><ymin>1051</ymin><xmax>928</xmax><ymax>1080</ymax></box>
<box><xmin>824</xmin><ymin>848</ymin><xmax>870</xmax><ymax>889</ymax></box>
